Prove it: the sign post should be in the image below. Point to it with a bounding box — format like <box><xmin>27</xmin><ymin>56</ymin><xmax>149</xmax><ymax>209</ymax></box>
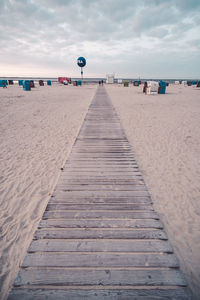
<box><xmin>77</xmin><ymin>57</ymin><xmax>86</xmax><ymax>82</ymax></box>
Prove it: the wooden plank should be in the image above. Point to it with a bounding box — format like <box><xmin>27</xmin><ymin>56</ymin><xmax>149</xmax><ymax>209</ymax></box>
<box><xmin>74</xmin><ymin>145</ymin><xmax>132</xmax><ymax>148</ymax></box>
<box><xmin>70</xmin><ymin>149</ymin><xmax>133</xmax><ymax>152</ymax></box>
<box><xmin>49</xmin><ymin>196</ymin><xmax>152</xmax><ymax>204</ymax></box>
<box><xmin>65</xmin><ymin>164</ymin><xmax>138</xmax><ymax>167</ymax></box>
<box><xmin>68</xmin><ymin>153</ymin><xmax>134</xmax><ymax>156</ymax></box>
<box><xmin>74</xmin><ymin>141</ymin><xmax>131</xmax><ymax>144</ymax></box>
<box><xmin>78</xmin><ymin>137</ymin><xmax>131</xmax><ymax>140</ymax></box>
<box><xmin>14</xmin><ymin>268</ymin><xmax>186</xmax><ymax>287</ymax></box>
<box><xmin>52</xmin><ymin>191</ymin><xmax>150</xmax><ymax>198</ymax></box>
<box><xmin>43</xmin><ymin>211</ymin><xmax>159</xmax><ymax>220</ymax></box>
<box><xmin>62</xmin><ymin>167</ymin><xmax>139</xmax><ymax>172</ymax></box>
<box><xmin>8</xmin><ymin>287</ymin><xmax>192</xmax><ymax>300</ymax></box>
<box><xmin>62</xmin><ymin>168</ymin><xmax>141</xmax><ymax>173</ymax></box>
<box><xmin>28</xmin><ymin>239</ymin><xmax>172</xmax><ymax>253</ymax></box>
<box><xmin>22</xmin><ymin>252</ymin><xmax>179</xmax><ymax>268</ymax></box>
<box><xmin>70</xmin><ymin>156</ymin><xmax>135</xmax><ymax>159</ymax></box>
<box><xmin>68</xmin><ymin>150</ymin><xmax>134</xmax><ymax>153</ymax></box>
<box><xmin>69</xmin><ymin>153</ymin><xmax>134</xmax><ymax>156</ymax></box>
<box><xmin>54</xmin><ymin>185</ymin><xmax>147</xmax><ymax>192</ymax></box>
<box><xmin>68</xmin><ymin>156</ymin><xmax>136</xmax><ymax>159</ymax></box>
<box><xmin>67</xmin><ymin>161</ymin><xmax>137</xmax><ymax>164</ymax></box>
<box><xmin>69</xmin><ymin>158</ymin><xmax>136</xmax><ymax>161</ymax></box>
<box><xmin>71</xmin><ymin>146</ymin><xmax>132</xmax><ymax>149</ymax></box>
<box><xmin>38</xmin><ymin>218</ymin><xmax>162</xmax><ymax>229</ymax></box>
<box><xmin>46</xmin><ymin>203</ymin><xmax>153</xmax><ymax>211</ymax></box>
<box><xmin>56</xmin><ymin>182</ymin><xmax>146</xmax><ymax>187</ymax></box>
<box><xmin>58</xmin><ymin>177</ymin><xmax>143</xmax><ymax>182</ymax></box>
<box><xmin>71</xmin><ymin>145</ymin><xmax>132</xmax><ymax>147</ymax></box>
<box><xmin>63</xmin><ymin>166</ymin><xmax>139</xmax><ymax>170</ymax></box>
<box><xmin>34</xmin><ymin>228</ymin><xmax>167</xmax><ymax>240</ymax></box>
<box><xmin>60</xmin><ymin>174</ymin><xmax>143</xmax><ymax>179</ymax></box>
<box><xmin>74</xmin><ymin>140</ymin><xmax>130</xmax><ymax>143</ymax></box>
<box><xmin>60</xmin><ymin>172</ymin><xmax>141</xmax><ymax>176</ymax></box>
<box><xmin>57</xmin><ymin>179</ymin><xmax>145</xmax><ymax>184</ymax></box>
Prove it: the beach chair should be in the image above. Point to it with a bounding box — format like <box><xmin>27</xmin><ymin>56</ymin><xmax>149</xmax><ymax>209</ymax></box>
<box><xmin>23</xmin><ymin>80</ymin><xmax>31</xmax><ymax>91</ymax></box>
<box><xmin>133</xmin><ymin>81</ymin><xmax>139</xmax><ymax>86</ymax></box>
<box><xmin>124</xmin><ymin>81</ymin><xmax>129</xmax><ymax>87</ymax></box>
<box><xmin>146</xmin><ymin>81</ymin><xmax>159</xmax><ymax>94</ymax></box>
<box><xmin>158</xmin><ymin>81</ymin><xmax>167</xmax><ymax>94</ymax></box>
<box><xmin>30</xmin><ymin>80</ymin><xmax>35</xmax><ymax>88</ymax></box>
<box><xmin>18</xmin><ymin>80</ymin><xmax>23</xmax><ymax>86</ymax></box>
<box><xmin>39</xmin><ymin>80</ymin><xmax>44</xmax><ymax>86</ymax></box>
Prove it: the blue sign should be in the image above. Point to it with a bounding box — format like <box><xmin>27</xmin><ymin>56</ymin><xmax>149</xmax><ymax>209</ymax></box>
<box><xmin>77</xmin><ymin>57</ymin><xmax>86</xmax><ymax>68</ymax></box>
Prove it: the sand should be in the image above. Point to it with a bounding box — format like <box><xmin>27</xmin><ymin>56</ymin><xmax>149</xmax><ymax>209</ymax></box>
<box><xmin>0</xmin><ymin>83</ymin><xmax>96</xmax><ymax>300</ymax></box>
<box><xmin>105</xmin><ymin>83</ymin><xmax>200</xmax><ymax>299</ymax></box>
<box><xmin>1</xmin><ymin>82</ymin><xmax>200</xmax><ymax>299</ymax></box>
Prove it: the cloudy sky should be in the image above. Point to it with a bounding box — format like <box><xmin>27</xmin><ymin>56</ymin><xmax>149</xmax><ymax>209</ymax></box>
<box><xmin>0</xmin><ymin>0</ymin><xmax>200</xmax><ymax>78</ymax></box>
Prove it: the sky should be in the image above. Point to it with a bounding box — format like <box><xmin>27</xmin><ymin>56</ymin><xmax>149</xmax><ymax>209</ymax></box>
<box><xmin>0</xmin><ymin>0</ymin><xmax>200</xmax><ymax>79</ymax></box>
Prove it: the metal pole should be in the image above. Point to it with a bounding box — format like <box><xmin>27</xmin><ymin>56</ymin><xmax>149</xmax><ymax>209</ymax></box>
<box><xmin>81</xmin><ymin>67</ymin><xmax>83</xmax><ymax>82</ymax></box>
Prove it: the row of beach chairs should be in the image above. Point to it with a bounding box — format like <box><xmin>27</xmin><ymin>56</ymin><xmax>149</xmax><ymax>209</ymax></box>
<box><xmin>18</xmin><ymin>80</ymin><xmax>52</xmax><ymax>90</ymax></box>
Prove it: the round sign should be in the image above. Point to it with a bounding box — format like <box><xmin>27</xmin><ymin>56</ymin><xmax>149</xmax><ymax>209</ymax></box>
<box><xmin>77</xmin><ymin>57</ymin><xmax>86</xmax><ymax>68</ymax></box>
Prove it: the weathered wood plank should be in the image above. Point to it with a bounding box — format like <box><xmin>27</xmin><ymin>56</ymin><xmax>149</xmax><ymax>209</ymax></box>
<box><xmin>74</xmin><ymin>141</ymin><xmax>131</xmax><ymax>144</ymax></box>
<box><xmin>62</xmin><ymin>169</ymin><xmax>141</xmax><ymax>173</ymax></box>
<box><xmin>60</xmin><ymin>174</ymin><xmax>143</xmax><ymax>179</ymax></box>
<box><xmin>52</xmin><ymin>190</ymin><xmax>150</xmax><ymax>198</ymax></box>
<box><xmin>8</xmin><ymin>287</ymin><xmax>192</xmax><ymax>300</ymax></box>
<box><xmin>49</xmin><ymin>196</ymin><xmax>152</xmax><ymax>204</ymax></box>
<box><xmin>14</xmin><ymin>268</ymin><xmax>186</xmax><ymax>287</ymax></box>
<box><xmin>61</xmin><ymin>171</ymin><xmax>142</xmax><ymax>175</ymax></box>
<box><xmin>28</xmin><ymin>239</ymin><xmax>172</xmax><ymax>253</ymax></box>
<box><xmin>72</xmin><ymin>149</ymin><xmax>133</xmax><ymax>152</ymax></box>
<box><xmin>46</xmin><ymin>203</ymin><xmax>153</xmax><ymax>211</ymax></box>
<box><xmin>43</xmin><ymin>210</ymin><xmax>159</xmax><ymax>219</ymax></box>
<box><xmin>68</xmin><ymin>161</ymin><xmax>137</xmax><ymax>164</ymax></box>
<box><xmin>67</xmin><ymin>166</ymin><xmax>138</xmax><ymax>170</ymax></box>
<box><xmin>34</xmin><ymin>228</ymin><xmax>167</xmax><ymax>240</ymax></box>
<box><xmin>66</xmin><ymin>150</ymin><xmax>134</xmax><ymax>154</ymax></box>
<box><xmin>66</xmin><ymin>157</ymin><xmax>137</xmax><ymax>161</ymax></box>
<box><xmin>57</xmin><ymin>180</ymin><xmax>144</xmax><ymax>185</ymax></box>
<box><xmin>69</xmin><ymin>154</ymin><xmax>136</xmax><ymax>158</ymax></box>
<box><xmin>72</xmin><ymin>148</ymin><xmax>133</xmax><ymax>151</ymax></box>
<box><xmin>54</xmin><ymin>185</ymin><xmax>147</xmax><ymax>191</ymax></box>
<box><xmin>68</xmin><ymin>156</ymin><xmax>136</xmax><ymax>159</ymax></box>
<box><xmin>22</xmin><ymin>252</ymin><xmax>179</xmax><ymax>268</ymax></box>
<box><xmin>38</xmin><ymin>218</ymin><xmax>162</xmax><ymax>229</ymax></box>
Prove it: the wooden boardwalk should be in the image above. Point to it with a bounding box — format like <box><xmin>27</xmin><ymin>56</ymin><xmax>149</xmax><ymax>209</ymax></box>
<box><xmin>9</xmin><ymin>87</ymin><xmax>191</xmax><ymax>299</ymax></box>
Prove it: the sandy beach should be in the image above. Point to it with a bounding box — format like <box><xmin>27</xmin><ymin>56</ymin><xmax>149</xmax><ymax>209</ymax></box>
<box><xmin>0</xmin><ymin>83</ymin><xmax>96</xmax><ymax>300</ymax></box>
<box><xmin>0</xmin><ymin>82</ymin><xmax>200</xmax><ymax>299</ymax></box>
<box><xmin>106</xmin><ymin>84</ymin><xmax>200</xmax><ymax>298</ymax></box>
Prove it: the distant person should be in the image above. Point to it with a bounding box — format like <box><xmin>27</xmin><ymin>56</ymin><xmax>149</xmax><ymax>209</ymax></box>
<box><xmin>99</xmin><ymin>80</ymin><xmax>101</xmax><ymax>85</ymax></box>
<box><xmin>143</xmin><ymin>82</ymin><xmax>147</xmax><ymax>94</ymax></box>
<box><xmin>3</xmin><ymin>82</ymin><xmax>7</xmax><ymax>88</ymax></box>
<box><xmin>101</xmin><ymin>80</ymin><xmax>103</xmax><ymax>86</ymax></box>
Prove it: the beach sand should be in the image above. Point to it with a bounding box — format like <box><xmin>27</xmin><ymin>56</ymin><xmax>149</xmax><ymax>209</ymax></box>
<box><xmin>106</xmin><ymin>83</ymin><xmax>200</xmax><ymax>299</ymax></box>
<box><xmin>1</xmin><ymin>82</ymin><xmax>200</xmax><ymax>299</ymax></box>
<box><xmin>0</xmin><ymin>83</ymin><xmax>96</xmax><ymax>300</ymax></box>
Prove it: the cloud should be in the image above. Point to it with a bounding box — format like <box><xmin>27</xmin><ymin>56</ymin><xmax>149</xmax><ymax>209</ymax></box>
<box><xmin>0</xmin><ymin>0</ymin><xmax>199</xmax><ymax>78</ymax></box>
